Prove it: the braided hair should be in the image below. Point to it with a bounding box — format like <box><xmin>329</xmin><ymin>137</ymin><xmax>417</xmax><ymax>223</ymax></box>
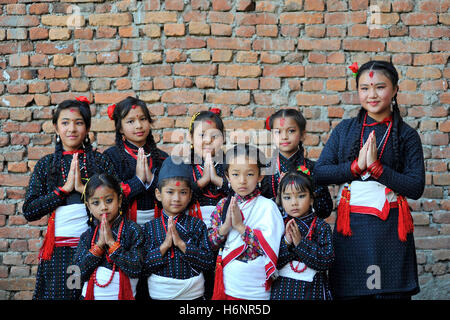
<box><xmin>267</xmin><ymin>108</ymin><xmax>307</xmax><ymax>164</ymax></box>
<box><xmin>111</xmin><ymin>96</ymin><xmax>163</xmax><ymax>179</ymax></box>
<box><xmin>347</xmin><ymin>60</ymin><xmax>404</xmax><ymax>172</ymax></box>
<box><xmin>50</xmin><ymin>99</ymin><xmax>98</xmax><ymax>190</ymax></box>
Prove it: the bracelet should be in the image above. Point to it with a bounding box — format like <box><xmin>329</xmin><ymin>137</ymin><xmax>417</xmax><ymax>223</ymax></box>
<box><xmin>367</xmin><ymin>160</ymin><xmax>383</xmax><ymax>179</ymax></box>
<box><xmin>89</xmin><ymin>244</ymin><xmax>105</xmax><ymax>257</ymax></box>
<box><xmin>350</xmin><ymin>159</ymin><xmax>363</xmax><ymax>177</ymax></box>
<box><xmin>108</xmin><ymin>241</ymin><xmax>121</xmax><ymax>255</ymax></box>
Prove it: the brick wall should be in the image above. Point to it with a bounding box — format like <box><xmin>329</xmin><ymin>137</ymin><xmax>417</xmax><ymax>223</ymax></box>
<box><xmin>0</xmin><ymin>0</ymin><xmax>448</xmax><ymax>300</ymax></box>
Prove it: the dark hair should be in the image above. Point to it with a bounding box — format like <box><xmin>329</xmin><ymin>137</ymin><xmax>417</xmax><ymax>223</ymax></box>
<box><xmin>268</xmin><ymin>108</ymin><xmax>307</xmax><ymax>157</ymax></box>
<box><xmin>189</xmin><ymin>110</ymin><xmax>225</xmax><ymax>164</ymax></box>
<box><xmin>349</xmin><ymin>60</ymin><xmax>403</xmax><ymax>171</ymax></box>
<box><xmin>224</xmin><ymin>143</ymin><xmax>267</xmax><ymax>175</ymax></box>
<box><xmin>276</xmin><ymin>171</ymin><xmax>315</xmax><ymax>207</ymax></box>
<box><xmin>111</xmin><ymin>96</ymin><xmax>163</xmax><ymax>177</ymax></box>
<box><xmin>82</xmin><ymin>173</ymin><xmax>128</xmax><ymax>225</ymax></box>
<box><xmin>49</xmin><ymin>99</ymin><xmax>98</xmax><ymax>190</ymax></box>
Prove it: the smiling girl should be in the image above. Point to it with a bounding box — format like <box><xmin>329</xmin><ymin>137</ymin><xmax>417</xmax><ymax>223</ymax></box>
<box><xmin>23</xmin><ymin>97</ymin><xmax>116</xmax><ymax>300</ymax></box>
<box><xmin>262</xmin><ymin>109</ymin><xmax>333</xmax><ymax>220</ymax></box>
<box><xmin>314</xmin><ymin>61</ymin><xmax>425</xmax><ymax>299</ymax></box>
<box><xmin>75</xmin><ymin>173</ymin><xmax>144</xmax><ymax>300</ymax></box>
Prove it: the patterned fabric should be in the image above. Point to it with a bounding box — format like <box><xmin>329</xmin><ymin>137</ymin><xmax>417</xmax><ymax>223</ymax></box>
<box><xmin>270</xmin><ymin>212</ymin><xmax>334</xmax><ymax>300</ymax></box>
<box><xmin>103</xmin><ymin>140</ymin><xmax>168</xmax><ymax>211</ymax></box>
<box><xmin>207</xmin><ymin>189</ymin><xmax>264</xmax><ymax>261</ymax></box>
<box><xmin>314</xmin><ymin>114</ymin><xmax>425</xmax><ymax>298</ymax></box>
<box><xmin>142</xmin><ymin>211</ymin><xmax>215</xmax><ymax>279</ymax></box>
<box><xmin>74</xmin><ymin>215</ymin><xmax>144</xmax><ymax>285</ymax></box>
<box><xmin>191</xmin><ymin>162</ymin><xmax>230</xmax><ymax>207</ymax></box>
<box><xmin>23</xmin><ymin>151</ymin><xmax>116</xmax><ymax>300</ymax></box>
<box><xmin>261</xmin><ymin>150</ymin><xmax>334</xmax><ymax>219</ymax></box>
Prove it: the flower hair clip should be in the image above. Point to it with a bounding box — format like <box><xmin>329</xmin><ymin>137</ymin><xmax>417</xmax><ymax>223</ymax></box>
<box><xmin>348</xmin><ymin>62</ymin><xmax>358</xmax><ymax>78</ymax></box>
<box><xmin>209</xmin><ymin>108</ymin><xmax>221</xmax><ymax>115</ymax></box>
<box><xmin>297</xmin><ymin>165</ymin><xmax>310</xmax><ymax>176</ymax></box>
<box><xmin>265</xmin><ymin>116</ymin><xmax>271</xmax><ymax>131</ymax></box>
<box><xmin>76</xmin><ymin>96</ymin><xmax>91</xmax><ymax>105</ymax></box>
<box><xmin>107</xmin><ymin>104</ymin><xmax>116</xmax><ymax>120</ymax></box>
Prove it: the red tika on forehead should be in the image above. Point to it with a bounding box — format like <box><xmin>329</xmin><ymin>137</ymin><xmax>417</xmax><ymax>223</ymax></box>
<box><xmin>369</xmin><ymin>71</ymin><xmax>374</xmax><ymax>78</ymax></box>
<box><xmin>131</xmin><ymin>105</ymin><xmax>137</xmax><ymax>109</ymax></box>
<box><xmin>205</xmin><ymin>120</ymin><xmax>212</xmax><ymax>125</ymax></box>
<box><xmin>175</xmin><ymin>181</ymin><xmax>180</xmax><ymax>186</ymax></box>
<box><xmin>70</xmin><ymin>108</ymin><xmax>76</xmax><ymax>113</ymax></box>
<box><xmin>280</xmin><ymin>117</ymin><xmax>285</xmax><ymax>126</ymax></box>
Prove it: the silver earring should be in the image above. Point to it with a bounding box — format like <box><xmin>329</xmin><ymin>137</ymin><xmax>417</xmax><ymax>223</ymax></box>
<box><xmin>56</xmin><ymin>135</ymin><xmax>60</xmax><ymax>143</ymax></box>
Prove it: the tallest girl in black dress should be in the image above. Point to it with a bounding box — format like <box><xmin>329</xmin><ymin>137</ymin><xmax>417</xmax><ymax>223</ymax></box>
<box><xmin>314</xmin><ymin>61</ymin><xmax>425</xmax><ymax>299</ymax></box>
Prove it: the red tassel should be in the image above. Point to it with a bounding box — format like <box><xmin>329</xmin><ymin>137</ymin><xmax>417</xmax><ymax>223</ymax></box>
<box><xmin>127</xmin><ymin>200</ymin><xmax>137</xmax><ymax>222</ymax></box>
<box><xmin>118</xmin><ymin>270</ymin><xmax>135</xmax><ymax>300</ymax></box>
<box><xmin>154</xmin><ymin>201</ymin><xmax>161</xmax><ymax>219</ymax></box>
<box><xmin>337</xmin><ymin>186</ymin><xmax>352</xmax><ymax>237</ymax></box>
<box><xmin>397</xmin><ymin>195</ymin><xmax>414</xmax><ymax>242</ymax></box>
<box><xmin>84</xmin><ymin>273</ymin><xmax>95</xmax><ymax>300</ymax></box>
<box><xmin>211</xmin><ymin>250</ymin><xmax>226</xmax><ymax>300</ymax></box>
<box><xmin>39</xmin><ymin>211</ymin><xmax>56</xmax><ymax>260</ymax></box>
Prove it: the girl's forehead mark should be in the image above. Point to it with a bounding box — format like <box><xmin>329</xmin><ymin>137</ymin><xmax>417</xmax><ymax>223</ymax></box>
<box><xmin>131</xmin><ymin>105</ymin><xmax>137</xmax><ymax>109</ymax></box>
<box><xmin>280</xmin><ymin>117</ymin><xmax>285</xmax><ymax>126</ymax></box>
<box><xmin>70</xmin><ymin>108</ymin><xmax>76</xmax><ymax>113</ymax></box>
<box><xmin>205</xmin><ymin>120</ymin><xmax>212</xmax><ymax>125</ymax></box>
<box><xmin>175</xmin><ymin>181</ymin><xmax>180</xmax><ymax>186</ymax></box>
<box><xmin>369</xmin><ymin>71</ymin><xmax>374</xmax><ymax>78</ymax></box>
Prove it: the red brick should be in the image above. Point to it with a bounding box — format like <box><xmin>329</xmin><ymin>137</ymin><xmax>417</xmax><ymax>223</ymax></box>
<box><xmin>207</xmin><ymin>38</ymin><xmax>251</xmax><ymax>50</ymax></box>
<box><xmin>280</xmin><ymin>12</ymin><xmax>323</xmax><ymax>24</ymax></box>
<box><xmin>343</xmin><ymin>39</ymin><xmax>385</xmax><ymax>52</ymax></box>
<box><xmin>166</xmin><ymin>37</ymin><xmax>206</xmax><ymax>49</ymax></box>
<box><xmin>401</xmin><ymin>12</ymin><xmax>438</xmax><ymax>25</ymax></box>
<box><xmin>296</xmin><ymin>93</ymin><xmax>340</xmax><ymax>106</ymax></box>
<box><xmin>253</xmin><ymin>39</ymin><xmax>295</xmax><ymax>51</ymax></box>
<box><xmin>174</xmin><ymin>64</ymin><xmax>217</xmax><ymax>76</ymax></box>
<box><xmin>298</xmin><ymin>39</ymin><xmax>341</xmax><ymax>51</ymax></box>
<box><xmin>162</xmin><ymin>91</ymin><xmax>204</xmax><ymax>104</ymax></box>
<box><xmin>85</xmin><ymin>65</ymin><xmax>128</xmax><ymax>78</ymax></box>
<box><xmin>206</xmin><ymin>92</ymin><xmax>250</xmax><ymax>105</ymax></box>
<box><xmin>263</xmin><ymin>65</ymin><xmax>304</xmax><ymax>77</ymax></box>
<box><xmin>236</xmin><ymin>13</ymin><xmax>278</xmax><ymax>25</ymax></box>
<box><xmin>219</xmin><ymin>64</ymin><xmax>261</xmax><ymax>78</ymax></box>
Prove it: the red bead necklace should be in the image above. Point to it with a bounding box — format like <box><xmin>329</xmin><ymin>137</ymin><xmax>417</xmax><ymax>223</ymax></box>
<box><xmin>289</xmin><ymin>216</ymin><xmax>317</xmax><ymax>273</ymax></box>
<box><xmin>359</xmin><ymin>113</ymin><xmax>392</xmax><ymax>161</ymax></box>
<box><xmin>90</xmin><ymin>219</ymin><xmax>124</xmax><ymax>288</ymax></box>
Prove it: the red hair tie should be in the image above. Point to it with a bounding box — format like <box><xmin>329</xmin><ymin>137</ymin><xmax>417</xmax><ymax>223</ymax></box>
<box><xmin>348</xmin><ymin>62</ymin><xmax>358</xmax><ymax>78</ymax></box>
<box><xmin>209</xmin><ymin>108</ymin><xmax>221</xmax><ymax>115</ymax></box>
<box><xmin>107</xmin><ymin>104</ymin><xmax>116</xmax><ymax>120</ymax></box>
<box><xmin>265</xmin><ymin>116</ymin><xmax>271</xmax><ymax>131</ymax></box>
<box><xmin>76</xmin><ymin>96</ymin><xmax>90</xmax><ymax>105</ymax></box>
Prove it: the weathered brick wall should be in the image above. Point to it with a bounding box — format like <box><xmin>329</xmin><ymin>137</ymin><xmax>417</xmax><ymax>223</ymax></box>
<box><xmin>0</xmin><ymin>0</ymin><xmax>448</xmax><ymax>300</ymax></box>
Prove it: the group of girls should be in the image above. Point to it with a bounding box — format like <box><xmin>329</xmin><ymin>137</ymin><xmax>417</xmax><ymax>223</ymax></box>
<box><xmin>23</xmin><ymin>60</ymin><xmax>425</xmax><ymax>301</ymax></box>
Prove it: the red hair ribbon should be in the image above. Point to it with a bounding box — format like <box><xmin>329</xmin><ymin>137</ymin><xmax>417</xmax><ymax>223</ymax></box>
<box><xmin>209</xmin><ymin>108</ymin><xmax>221</xmax><ymax>115</ymax></box>
<box><xmin>348</xmin><ymin>62</ymin><xmax>358</xmax><ymax>78</ymax></box>
<box><xmin>265</xmin><ymin>116</ymin><xmax>271</xmax><ymax>131</ymax></box>
<box><xmin>107</xmin><ymin>104</ymin><xmax>116</xmax><ymax>120</ymax></box>
<box><xmin>76</xmin><ymin>96</ymin><xmax>90</xmax><ymax>105</ymax></box>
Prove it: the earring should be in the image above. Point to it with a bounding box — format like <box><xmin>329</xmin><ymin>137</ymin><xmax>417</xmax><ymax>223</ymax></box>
<box><xmin>85</xmin><ymin>136</ymin><xmax>89</xmax><ymax>143</ymax></box>
<box><xmin>56</xmin><ymin>135</ymin><xmax>60</xmax><ymax>143</ymax></box>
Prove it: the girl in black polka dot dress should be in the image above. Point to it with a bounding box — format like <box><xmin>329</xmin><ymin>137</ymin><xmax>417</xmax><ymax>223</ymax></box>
<box><xmin>314</xmin><ymin>61</ymin><xmax>425</xmax><ymax>299</ymax></box>
<box><xmin>270</xmin><ymin>171</ymin><xmax>334</xmax><ymax>300</ymax></box>
<box><xmin>23</xmin><ymin>97</ymin><xmax>116</xmax><ymax>300</ymax></box>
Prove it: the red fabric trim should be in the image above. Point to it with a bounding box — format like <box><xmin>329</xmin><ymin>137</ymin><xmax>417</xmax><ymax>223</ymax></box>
<box><xmin>54</xmin><ymin>237</ymin><xmax>80</xmax><ymax>247</ymax></box>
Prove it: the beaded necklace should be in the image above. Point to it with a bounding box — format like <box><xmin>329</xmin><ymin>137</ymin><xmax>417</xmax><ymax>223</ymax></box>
<box><xmin>90</xmin><ymin>219</ymin><xmax>124</xmax><ymax>288</ymax></box>
<box><xmin>289</xmin><ymin>216</ymin><xmax>317</xmax><ymax>273</ymax></box>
